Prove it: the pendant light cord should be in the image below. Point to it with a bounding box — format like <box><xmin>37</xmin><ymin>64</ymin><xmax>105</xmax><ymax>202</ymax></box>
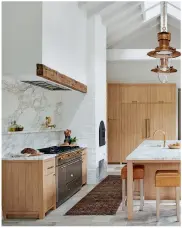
<box><xmin>162</xmin><ymin>1</ymin><xmax>167</xmax><ymax>32</ymax></box>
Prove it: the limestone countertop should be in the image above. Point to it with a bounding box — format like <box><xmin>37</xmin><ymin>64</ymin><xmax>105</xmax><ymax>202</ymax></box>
<box><xmin>2</xmin><ymin>154</ymin><xmax>57</xmax><ymax>161</ymax></box>
<box><xmin>126</xmin><ymin>140</ymin><xmax>181</xmax><ymax>161</ymax></box>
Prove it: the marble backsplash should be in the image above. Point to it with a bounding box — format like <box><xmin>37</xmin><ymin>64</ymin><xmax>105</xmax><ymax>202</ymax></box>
<box><xmin>2</xmin><ymin>77</ymin><xmax>64</xmax><ymax>156</ymax></box>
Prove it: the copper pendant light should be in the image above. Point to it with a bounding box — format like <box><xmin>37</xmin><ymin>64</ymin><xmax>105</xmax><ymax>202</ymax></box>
<box><xmin>147</xmin><ymin>2</ymin><xmax>181</xmax><ymax>59</ymax></box>
<box><xmin>151</xmin><ymin>58</ymin><xmax>177</xmax><ymax>73</ymax></box>
<box><xmin>148</xmin><ymin>1</ymin><xmax>180</xmax><ymax>83</ymax></box>
<box><xmin>147</xmin><ymin>32</ymin><xmax>181</xmax><ymax>58</ymax></box>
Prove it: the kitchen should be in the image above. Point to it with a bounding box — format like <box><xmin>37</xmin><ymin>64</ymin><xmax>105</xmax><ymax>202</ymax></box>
<box><xmin>2</xmin><ymin>1</ymin><xmax>181</xmax><ymax>226</ymax></box>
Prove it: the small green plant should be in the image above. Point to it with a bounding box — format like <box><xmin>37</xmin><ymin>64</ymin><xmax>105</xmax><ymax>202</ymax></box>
<box><xmin>70</xmin><ymin>137</ymin><xmax>77</xmax><ymax>144</ymax></box>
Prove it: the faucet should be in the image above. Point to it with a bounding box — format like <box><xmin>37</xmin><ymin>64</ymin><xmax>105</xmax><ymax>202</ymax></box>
<box><xmin>153</xmin><ymin>130</ymin><xmax>166</xmax><ymax>147</ymax></box>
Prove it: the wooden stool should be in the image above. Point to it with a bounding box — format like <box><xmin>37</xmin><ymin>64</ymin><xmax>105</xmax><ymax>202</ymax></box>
<box><xmin>155</xmin><ymin>170</ymin><xmax>180</xmax><ymax>222</ymax></box>
<box><xmin>121</xmin><ymin>165</ymin><xmax>144</xmax><ymax>211</ymax></box>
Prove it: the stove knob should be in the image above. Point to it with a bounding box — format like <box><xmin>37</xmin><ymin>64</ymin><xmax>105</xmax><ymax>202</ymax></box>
<box><xmin>71</xmin><ymin>174</ymin><xmax>73</xmax><ymax>177</ymax></box>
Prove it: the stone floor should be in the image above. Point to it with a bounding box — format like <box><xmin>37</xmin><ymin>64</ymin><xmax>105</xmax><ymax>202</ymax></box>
<box><xmin>2</xmin><ymin>165</ymin><xmax>181</xmax><ymax>226</ymax></box>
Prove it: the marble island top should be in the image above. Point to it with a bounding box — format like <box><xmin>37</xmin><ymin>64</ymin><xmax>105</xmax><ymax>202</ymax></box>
<box><xmin>126</xmin><ymin>140</ymin><xmax>181</xmax><ymax>161</ymax></box>
<box><xmin>2</xmin><ymin>154</ymin><xmax>57</xmax><ymax>161</ymax></box>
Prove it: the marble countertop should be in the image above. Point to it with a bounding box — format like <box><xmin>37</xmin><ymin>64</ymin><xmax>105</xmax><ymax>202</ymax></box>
<box><xmin>126</xmin><ymin>140</ymin><xmax>181</xmax><ymax>161</ymax></box>
<box><xmin>2</xmin><ymin>154</ymin><xmax>57</xmax><ymax>161</ymax></box>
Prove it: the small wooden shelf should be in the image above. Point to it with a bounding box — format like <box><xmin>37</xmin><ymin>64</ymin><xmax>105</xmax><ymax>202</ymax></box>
<box><xmin>2</xmin><ymin>129</ymin><xmax>64</xmax><ymax>135</ymax></box>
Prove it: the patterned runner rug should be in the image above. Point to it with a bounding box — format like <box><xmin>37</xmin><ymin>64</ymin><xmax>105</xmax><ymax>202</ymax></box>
<box><xmin>65</xmin><ymin>175</ymin><xmax>122</xmax><ymax>215</ymax></box>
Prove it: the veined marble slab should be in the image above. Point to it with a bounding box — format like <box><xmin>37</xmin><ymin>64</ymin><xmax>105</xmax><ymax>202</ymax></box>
<box><xmin>2</xmin><ymin>154</ymin><xmax>57</xmax><ymax>161</ymax></box>
<box><xmin>126</xmin><ymin>140</ymin><xmax>181</xmax><ymax>161</ymax></box>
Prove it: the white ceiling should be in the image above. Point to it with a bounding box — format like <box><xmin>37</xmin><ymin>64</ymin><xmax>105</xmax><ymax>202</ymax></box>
<box><xmin>78</xmin><ymin>1</ymin><xmax>181</xmax><ymax>49</ymax></box>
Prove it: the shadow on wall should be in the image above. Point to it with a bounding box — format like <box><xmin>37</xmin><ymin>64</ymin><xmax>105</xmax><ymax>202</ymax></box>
<box><xmin>60</xmin><ymin>90</ymin><xmax>86</xmax><ymax>130</ymax></box>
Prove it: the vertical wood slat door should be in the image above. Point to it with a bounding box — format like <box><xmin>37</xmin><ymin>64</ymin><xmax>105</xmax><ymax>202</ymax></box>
<box><xmin>108</xmin><ymin>119</ymin><xmax>121</xmax><ymax>163</ymax></box>
<box><xmin>107</xmin><ymin>84</ymin><xmax>120</xmax><ymax>163</ymax></box>
<box><xmin>120</xmin><ymin>104</ymin><xmax>138</xmax><ymax>163</ymax></box>
<box><xmin>150</xmin><ymin>84</ymin><xmax>176</xmax><ymax>103</ymax></box>
<box><xmin>149</xmin><ymin>103</ymin><xmax>176</xmax><ymax>140</ymax></box>
<box><xmin>136</xmin><ymin>104</ymin><xmax>150</xmax><ymax>145</ymax></box>
<box><xmin>120</xmin><ymin>84</ymin><xmax>150</xmax><ymax>103</ymax></box>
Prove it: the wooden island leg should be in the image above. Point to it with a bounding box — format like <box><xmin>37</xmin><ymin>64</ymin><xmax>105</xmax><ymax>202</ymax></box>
<box><xmin>127</xmin><ymin>161</ymin><xmax>133</xmax><ymax>220</ymax></box>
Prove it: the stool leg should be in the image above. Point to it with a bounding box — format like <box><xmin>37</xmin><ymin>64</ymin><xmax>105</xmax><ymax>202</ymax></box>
<box><xmin>125</xmin><ymin>179</ymin><xmax>127</xmax><ymax>206</ymax></box>
<box><xmin>122</xmin><ymin>179</ymin><xmax>126</xmax><ymax>210</ymax></box>
<box><xmin>139</xmin><ymin>179</ymin><xmax>144</xmax><ymax>211</ymax></box>
<box><xmin>176</xmin><ymin>187</ymin><xmax>180</xmax><ymax>222</ymax></box>
<box><xmin>156</xmin><ymin>187</ymin><xmax>160</xmax><ymax>221</ymax></box>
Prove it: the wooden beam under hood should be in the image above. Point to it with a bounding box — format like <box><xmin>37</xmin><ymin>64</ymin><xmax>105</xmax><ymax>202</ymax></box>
<box><xmin>36</xmin><ymin>64</ymin><xmax>87</xmax><ymax>93</ymax></box>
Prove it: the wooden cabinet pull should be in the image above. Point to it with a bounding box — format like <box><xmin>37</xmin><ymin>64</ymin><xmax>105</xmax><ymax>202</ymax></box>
<box><xmin>47</xmin><ymin>166</ymin><xmax>54</xmax><ymax>169</ymax></box>
<box><xmin>158</xmin><ymin>101</ymin><xmax>164</xmax><ymax>103</ymax></box>
<box><xmin>132</xmin><ymin>101</ymin><xmax>137</xmax><ymax>103</ymax></box>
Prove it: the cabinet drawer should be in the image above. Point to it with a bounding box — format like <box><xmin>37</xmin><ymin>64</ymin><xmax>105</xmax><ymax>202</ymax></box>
<box><xmin>44</xmin><ymin>159</ymin><xmax>55</xmax><ymax>176</ymax></box>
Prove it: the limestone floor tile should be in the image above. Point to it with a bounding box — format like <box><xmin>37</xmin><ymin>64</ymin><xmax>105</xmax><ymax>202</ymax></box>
<box><xmin>2</xmin><ymin>183</ymin><xmax>181</xmax><ymax>227</ymax></box>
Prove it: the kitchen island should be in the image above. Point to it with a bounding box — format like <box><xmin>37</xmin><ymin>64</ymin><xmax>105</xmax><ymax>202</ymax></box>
<box><xmin>126</xmin><ymin>140</ymin><xmax>181</xmax><ymax>220</ymax></box>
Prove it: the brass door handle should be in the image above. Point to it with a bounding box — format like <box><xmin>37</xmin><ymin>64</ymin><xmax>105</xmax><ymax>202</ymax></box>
<box><xmin>108</xmin><ymin>118</ymin><xmax>117</xmax><ymax>121</ymax></box>
<box><xmin>146</xmin><ymin>119</ymin><xmax>150</xmax><ymax>138</ymax></box>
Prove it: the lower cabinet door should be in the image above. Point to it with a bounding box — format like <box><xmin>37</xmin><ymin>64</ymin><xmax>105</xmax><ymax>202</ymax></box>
<box><xmin>82</xmin><ymin>153</ymin><xmax>87</xmax><ymax>185</ymax></box>
<box><xmin>44</xmin><ymin>173</ymin><xmax>56</xmax><ymax>211</ymax></box>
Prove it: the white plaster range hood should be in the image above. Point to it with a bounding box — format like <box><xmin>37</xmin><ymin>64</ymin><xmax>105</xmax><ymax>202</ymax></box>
<box><xmin>2</xmin><ymin>2</ymin><xmax>87</xmax><ymax>93</ymax></box>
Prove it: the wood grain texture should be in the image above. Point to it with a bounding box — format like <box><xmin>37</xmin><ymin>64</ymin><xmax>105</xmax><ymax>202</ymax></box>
<box><xmin>82</xmin><ymin>149</ymin><xmax>87</xmax><ymax>185</ymax></box>
<box><xmin>155</xmin><ymin>170</ymin><xmax>180</xmax><ymax>187</ymax></box>
<box><xmin>150</xmin><ymin>84</ymin><xmax>176</xmax><ymax>103</ymax></box>
<box><xmin>2</xmin><ymin>158</ymin><xmax>56</xmax><ymax>219</ymax></box>
<box><xmin>119</xmin><ymin>84</ymin><xmax>151</xmax><ymax>104</ymax></box>
<box><xmin>107</xmin><ymin>83</ymin><xmax>177</xmax><ymax>163</ymax></box>
<box><xmin>127</xmin><ymin>161</ymin><xmax>133</xmax><ymax>220</ymax></box>
<box><xmin>149</xmin><ymin>103</ymin><xmax>176</xmax><ymax>140</ymax></box>
<box><xmin>139</xmin><ymin>163</ymin><xmax>180</xmax><ymax>200</ymax></box>
<box><xmin>108</xmin><ymin>119</ymin><xmax>121</xmax><ymax>163</ymax></box>
<box><xmin>37</xmin><ymin>64</ymin><xmax>87</xmax><ymax>93</ymax></box>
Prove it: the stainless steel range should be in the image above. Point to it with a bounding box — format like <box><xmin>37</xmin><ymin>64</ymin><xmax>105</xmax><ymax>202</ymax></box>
<box><xmin>38</xmin><ymin>146</ymin><xmax>82</xmax><ymax>207</ymax></box>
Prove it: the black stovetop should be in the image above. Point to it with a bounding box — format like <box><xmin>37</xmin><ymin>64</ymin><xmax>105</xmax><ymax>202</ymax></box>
<box><xmin>38</xmin><ymin>146</ymin><xmax>80</xmax><ymax>154</ymax></box>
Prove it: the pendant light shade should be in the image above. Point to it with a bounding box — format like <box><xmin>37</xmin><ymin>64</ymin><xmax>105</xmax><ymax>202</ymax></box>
<box><xmin>151</xmin><ymin>58</ymin><xmax>177</xmax><ymax>84</ymax></box>
<box><xmin>147</xmin><ymin>1</ymin><xmax>180</xmax><ymax>84</ymax></box>
<box><xmin>147</xmin><ymin>32</ymin><xmax>181</xmax><ymax>58</ymax></box>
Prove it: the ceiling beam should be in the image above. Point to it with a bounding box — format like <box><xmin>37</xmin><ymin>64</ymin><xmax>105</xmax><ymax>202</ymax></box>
<box><xmin>87</xmin><ymin>2</ymin><xmax>115</xmax><ymax>18</ymax></box>
<box><xmin>107</xmin><ymin>16</ymin><xmax>160</xmax><ymax>48</ymax></box>
<box><xmin>78</xmin><ymin>2</ymin><xmax>88</xmax><ymax>9</ymax></box>
<box><xmin>140</xmin><ymin>2</ymin><xmax>146</xmax><ymax>20</ymax></box>
<box><xmin>100</xmin><ymin>2</ymin><xmax>127</xmax><ymax>20</ymax></box>
<box><xmin>168</xmin><ymin>2</ymin><xmax>181</xmax><ymax>11</ymax></box>
<box><xmin>104</xmin><ymin>2</ymin><xmax>142</xmax><ymax>28</ymax></box>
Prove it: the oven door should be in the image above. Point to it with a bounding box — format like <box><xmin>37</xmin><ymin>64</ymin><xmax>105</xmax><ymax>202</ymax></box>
<box><xmin>66</xmin><ymin>157</ymin><xmax>82</xmax><ymax>183</ymax></box>
<box><xmin>57</xmin><ymin>157</ymin><xmax>82</xmax><ymax>206</ymax></box>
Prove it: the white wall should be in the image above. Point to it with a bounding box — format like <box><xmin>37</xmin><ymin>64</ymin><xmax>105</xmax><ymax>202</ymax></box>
<box><xmin>94</xmin><ymin>16</ymin><xmax>107</xmax><ymax>166</ymax></box>
<box><xmin>2</xmin><ymin>2</ymin><xmax>88</xmax><ymax>84</ymax></box>
<box><xmin>2</xmin><ymin>2</ymin><xmax>107</xmax><ymax>184</ymax></box>
<box><xmin>60</xmin><ymin>16</ymin><xmax>107</xmax><ymax>184</ymax></box>
<box><xmin>42</xmin><ymin>2</ymin><xmax>87</xmax><ymax>84</ymax></box>
<box><xmin>2</xmin><ymin>2</ymin><xmax>42</xmax><ymax>77</ymax></box>
<box><xmin>107</xmin><ymin>60</ymin><xmax>181</xmax><ymax>88</ymax></box>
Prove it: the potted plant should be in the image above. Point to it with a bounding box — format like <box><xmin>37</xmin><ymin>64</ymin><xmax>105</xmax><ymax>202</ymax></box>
<box><xmin>69</xmin><ymin>137</ymin><xmax>77</xmax><ymax>146</ymax></box>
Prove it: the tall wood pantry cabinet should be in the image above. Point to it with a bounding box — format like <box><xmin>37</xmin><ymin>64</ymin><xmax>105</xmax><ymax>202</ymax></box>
<box><xmin>107</xmin><ymin>83</ymin><xmax>176</xmax><ymax>163</ymax></box>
